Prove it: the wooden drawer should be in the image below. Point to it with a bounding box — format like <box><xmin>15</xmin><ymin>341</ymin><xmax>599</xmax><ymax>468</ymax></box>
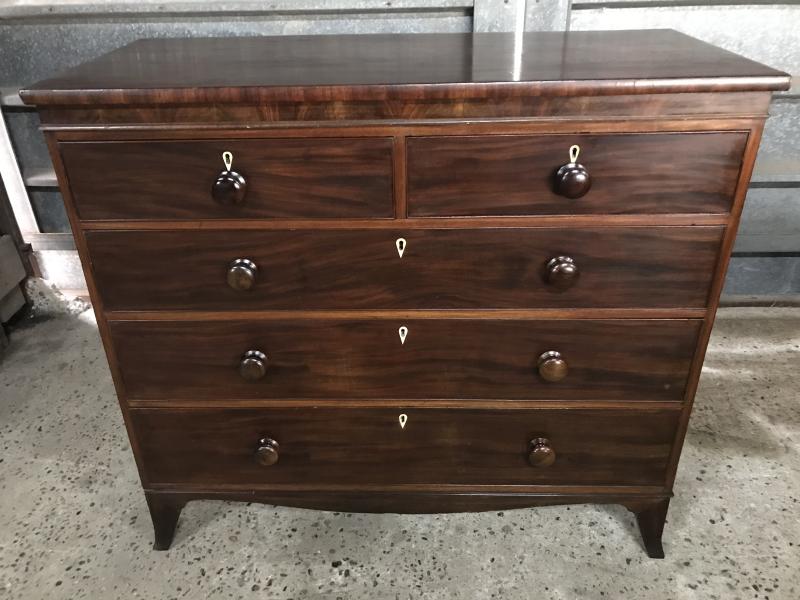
<box><xmin>87</xmin><ymin>226</ymin><xmax>722</xmax><ymax>311</ymax></box>
<box><xmin>59</xmin><ymin>137</ymin><xmax>394</xmax><ymax>220</ymax></box>
<box><xmin>407</xmin><ymin>132</ymin><xmax>746</xmax><ymax>216</ymax></box>
<box><xmin>132</xmin><ymin>407</ymin><xmax>679</xmax><ymax>486</ymax></box>
<box><xmin>111</xmin><ymin>319</ymin><xmax>701</xmax><ymax>401</ymax></box>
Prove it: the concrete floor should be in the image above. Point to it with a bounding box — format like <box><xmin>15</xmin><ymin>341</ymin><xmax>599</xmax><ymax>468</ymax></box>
<box><xmin>0</xmin><ymin>308</ymin><xmax>798</xmax><ymax>599</ymax></box>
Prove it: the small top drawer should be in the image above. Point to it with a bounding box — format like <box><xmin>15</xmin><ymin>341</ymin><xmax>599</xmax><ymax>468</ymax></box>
<box><xmin>407</xmin><ymin>132</ymin><xmax>746</xmax><ymax>216</ymax></box>
<box><xmin>59</xmin><ymin>137</ymin><xmax>394</xmax><ymax>220</ymax></box>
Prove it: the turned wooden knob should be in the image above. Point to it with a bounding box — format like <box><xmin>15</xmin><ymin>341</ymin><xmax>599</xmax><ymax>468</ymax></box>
<box><xmin>554</xmin><ymin>163</ymin><xmax>591</xmax><ymax>199</ymax></box>
<box><xmin>212</xmin><ymin>170</ymin><xmax>247</xmax><ymax>205</ymax></box>
<box><xmin>239</xmin><ymin>350</ymin><xmax>268</xmax><ymax>381</ymax></box>
<box><xmin>528</xmin><ymin>437</ymin><xmax>556</xmax><ymax>468</ymax></box>
<box><xmin>538</xmin><ymin>350</ymin><xmax>568</xmax><ymax>382</ymax></box>
<box><xmin>546</xmin><ymin>256</ymin><xmax>579</xmax><ymax>289</ymax></box>
<box><xmin>553</xmin><ymin>145</ymin><xmax>591</xmax><ymax>199</ymax></box>
<box><xmin>227</xmin><ymin>258</ymin><xmax>258</xmax><ymax>291</ymax></box>
<box><xmin>255</xmin><ymin>437</ymin><xmax>280</xmax><ymax>466</ymax></box>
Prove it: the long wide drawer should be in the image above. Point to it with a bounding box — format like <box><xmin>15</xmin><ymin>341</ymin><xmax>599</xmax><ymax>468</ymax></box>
<box><xmin>87</xmin><ymin>227</ymin><xmax>723</xmax><ymax>311</ymax></box>
<box><xmin>407</xmin><ymin>131</ymin><xmax>746</xmax><ymax>216</ymax></box>
<box><xmin>59</xmin><ymin>137</ymin><xmax>394</xmax><ymax>220</ymax></box>
<box><xmin>111</xmin><ymin>319</ymin><xmax>701</xmax><ymax>401</ymax></box>
<box><xmin>132</xmin><ymin>407</ymin><xmax>679</xmax><ymax>487</ymax></box>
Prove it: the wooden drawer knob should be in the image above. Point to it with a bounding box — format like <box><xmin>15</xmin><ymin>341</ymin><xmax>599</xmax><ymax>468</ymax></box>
<box><xmin>227</xmin><ymin>258</ymin><xmax>258</xmax><ymax>291</ymax></box>
<box><xmin>528</xmin><ymin>437</ymin><xmax>556</xmax><ymax>468</ymax></box>
<box><xmin>255</xmin><ymin>437</ymin><xmax>280</xmax><ymax>466</ymax></box>
<box><xmin>212</xmin><ymin>151</ymin><xmax>247</xmax><ymax>205</ymax></box>
<box><xmin>553</xmin><ymin>145</ymin><xmax>591</xmax><ymax>199</ymax></box>
<box><xmin>546</xmin><ymin>256</ymin><xmax>579</xmax><ymax>289</ymax></box>
<box><xmin>239</xmin><ymin>350</ymin><xmax>268</xmax><ymax>381</ymax></box>
<box><xmin>212</xmin><ymin>170</ymin><xmax>247</xmax><ymax>205</ymax></box>
<box><xmin>538</xmin><ymin>350</ymin><xmax>568</xmax><ymax>382</ymax></box>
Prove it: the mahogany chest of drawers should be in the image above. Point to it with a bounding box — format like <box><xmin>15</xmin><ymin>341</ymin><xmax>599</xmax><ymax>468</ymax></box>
<box><xmin>22</xmin><ymin>30</ymin><xmax>789</xmax><ymax>558</ymax></box>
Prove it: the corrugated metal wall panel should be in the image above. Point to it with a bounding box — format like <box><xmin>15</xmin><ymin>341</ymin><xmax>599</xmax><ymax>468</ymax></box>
<box><xmin>755</xmin><ymin>99</ymin><xmax>800</xmax><ymax>184</ymax></box>
<box><xmin>570</xmin><ymin>5</ymin><xmax>798</xmax><ymax>82</ymax></box>
<box><xmin>735</xmin><ymin>188</ymin><xmax>800</xmax><ymax>253</ymax></box>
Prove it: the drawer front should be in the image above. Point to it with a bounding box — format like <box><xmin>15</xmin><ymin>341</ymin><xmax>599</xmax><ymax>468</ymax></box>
<box><xmin>111</xmin><ymin>319</ymin><xmax>700</xmax><ymax>401</ymax></box>
<box><xmin>132</xmin><ymin>407</ymin><xmax>679</xmax><ymax>486</ymax></box>
<box><xmin>60</xmin><ymin>138</ymin><xmax>394</xmax><ymax>220</ymax></box>
<box><xmin>87</xmin><ymin>227</ymin><xmax>722</xmax><ymax>311</ymax></box>
<box><xmin>407</xmin><ymin>132</ymin><xmax>746</xmax><ymax>216</ymax></box>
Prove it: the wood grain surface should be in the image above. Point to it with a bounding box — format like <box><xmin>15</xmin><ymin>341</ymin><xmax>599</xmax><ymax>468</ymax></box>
<box><xmin>60</xmin><ymin>137</ymin><xmax>394</xmax><ymax>220</ymax></box>
<box><xmin>87</xmin><ymin>227</ymin><xmax>724</xmax><ymax>311</ymax></box>
<box><xmin>408</xmin><ymin>132</ymin><xmax>747</xmax><ymax>216</ymax></box>
<box><xmin>132</xmin><ymin>406</ymin><xmax>680</xmax><ymax>486</ymax></box>
<box><xmin>38</xmin><ymin>92</ymin><xmax>777</xmax><ymax>127</ymax></box>
<box><xmin>110</xmin><ymin>318</ymin><xmax>701</xmax><ymax>401</ymax></box>
<box><xmin>21</xmin><ymin>31</ymin><xmax>789</xmax><ymax>106</ymax></box>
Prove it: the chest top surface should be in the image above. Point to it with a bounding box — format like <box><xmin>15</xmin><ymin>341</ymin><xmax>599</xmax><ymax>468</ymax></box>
<box><xmin>21</xmin><ymin>30</ymin><xmax>789</xmax><ymax>106</ymax></box>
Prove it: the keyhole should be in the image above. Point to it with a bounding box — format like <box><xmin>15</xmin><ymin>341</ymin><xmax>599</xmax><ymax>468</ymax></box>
<box><xmin>398</xmin><ymin>326</ymin><xmax>408</xmax><ymax>345</ymax></box>
<box><xmin>399</xmin><ymin>414</ymin><xmax>408</xmax><ymax>429</ymax></box>
<box><xmin>222</xmin><ymin>151</ymin><xmax>233</xmax><ymax>171</ymax></box>
<box><xmin>396</xmin><ymin>238</ymin><xmax>406</xmax><ymax>258</ymax></box>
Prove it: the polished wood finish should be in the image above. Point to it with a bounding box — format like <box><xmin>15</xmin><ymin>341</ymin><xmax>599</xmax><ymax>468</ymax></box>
<box><xmin>408</xmin><ymin>132</ymin><xmax>746</xmax><ymax>216</ymax></box>
<box><xmin>86</xmin><ymin>227</ymin><xmax>724</xmax><ymax>311</ymax></box>
<box><xmin>545</xmin><ymin>256</ymin><xmax>579</xmax><ymax>290</ymax></box>
<box><xmin>110</xmin><ymin>318</ymin><xmax>701</xmax><ymax>402</ymax></box>
<box><xmin>105</xmin><ymin>309</ymin><xmax>709</xmax><ymax>323</ymax></box>
<box><xmin>26</xmin><ymin>31</ymin><xmax>785</xmax><ymax>555</ymax></box>
<box><xmin>226</xmin><ymin>258</ymin><xmax>257</xmax><ymax>292</ymax></box>
<box><xmin>144</xmin><ymin>491</ymin><xmax>186</xmax><ymax>551</ymax></box>
<box><xmin>238</xmin><ymin>350</ymin><xmax>268</xmax><ymax>382</ymax></box>
<box><xmin>527</xmin><ymin>438</ymin><xmax>556</xmax><ymax>468</ymax></box>
<box><xmin>554</xmin><ymin>154</ymin><xmax>592</xmax><ymax>199</ymax></box>
<box><xmin>59</xmin><ymin>138</ymin><xmax>394</xmax><ymax>220</ymax></box>
<box><xmin>20</xmin><ymin>31</ymin><xmax>789</xmax><ymax>107</ymax></box>
<box><xmin>211</xmin><ymin>169</ymin><xmax>247</xmax><ymax>206</ymax></box>
<box><xmin>632</xmin><ymin>497</ymin><xmax>671</xmax><ymax>559</ymax></box>
<box><xmin>537</xmin><ymin>351</ymin><xmax>569</xmax><ymax>383</ymax></box>
<box><xmin>255</xmin><ymin>437</ymin><xmax>280</xmax><ymax>467</ymax></box>
<box><xmin>131</xmin><ymin>407</ymin><xmax>679</xmax><ymax>486</ymax></box>
<box><xmin>81</xmin><ymin>214</ymin><xmax>731</xmax><ymax>230</ymax></box>
<box><xmin>35</xmin><ymin>92</ymin><xmax>774</xmax><ymax>126</ymax></box>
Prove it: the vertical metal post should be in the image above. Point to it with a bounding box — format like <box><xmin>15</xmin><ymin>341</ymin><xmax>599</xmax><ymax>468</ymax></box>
<box><xmin>0</xmin><ymin>108</ymin><xmax>39</xmax><ymax>236</ymax></box>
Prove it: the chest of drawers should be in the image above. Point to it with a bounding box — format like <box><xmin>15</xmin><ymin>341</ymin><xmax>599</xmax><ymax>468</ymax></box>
<box><xmin>22</xmin><ymin>30</ymin><xmax>789</xmax><ymax>558</ymax></box>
